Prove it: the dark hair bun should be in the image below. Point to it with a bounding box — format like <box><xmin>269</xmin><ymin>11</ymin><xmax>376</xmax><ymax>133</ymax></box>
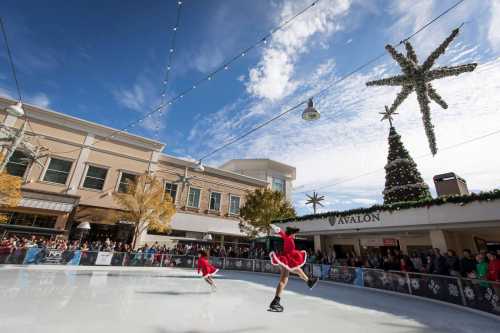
<box><xmin>286</xmin><ymin>227</ymin><xmax>300</xmax><ymax>235</ymax></box>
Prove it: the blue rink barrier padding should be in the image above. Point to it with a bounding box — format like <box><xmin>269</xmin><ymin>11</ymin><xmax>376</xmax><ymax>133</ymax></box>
<box><xmin>3</xmin><ymin>251</ymin><xmax>500</xmax><ymax>317</ymax></box>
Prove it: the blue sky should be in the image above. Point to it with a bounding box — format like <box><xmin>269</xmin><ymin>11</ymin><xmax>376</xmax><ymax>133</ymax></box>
<box><xmin>1</xmin><ymin>0</ymin><xmax>499</xmax><ymax>215</ymax></box>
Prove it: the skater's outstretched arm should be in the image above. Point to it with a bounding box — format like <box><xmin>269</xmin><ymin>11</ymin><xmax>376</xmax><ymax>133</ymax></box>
<box><xmin>270</xmin><ymin>224</ymin><xmax>285</xmax><ymax>238</ymax></box>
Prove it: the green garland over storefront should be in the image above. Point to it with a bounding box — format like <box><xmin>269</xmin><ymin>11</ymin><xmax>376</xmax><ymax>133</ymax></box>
<box><xmin>279</xmin><ymin>189</ymin><xmax>500</xmax><ymax>223</ymax></box>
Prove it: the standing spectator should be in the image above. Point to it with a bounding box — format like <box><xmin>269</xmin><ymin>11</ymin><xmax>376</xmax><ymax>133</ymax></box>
<box><xmin>430</xmin><ymin>248</ymin><xmax>449</xmax><ymax>275</ymax></box>
<box><xmin>476</xmin><ymin>254</ymin><xmax>488</xmax><ymax>280</ymax></box>
<box><xmin>446</xmin><ymin>249</ymin><xmax>460</xmax><ymax>276</ymax></box>
<box><xmin>486</xmin><ymin>252</ymin><xmax>500</xmax><ymax>282</ymax></box>
<box><xmin>410</xmin><ymin>252</ymin><xmax>423</xmax><ymax>272</ymax></box>
<box><xmin>460</xmin><ymin>249</ymin><xmax>476</xmax><ymax>278</ymax></box>
<box><xmin>400</xmin><ymin>255</ymin><xmax>415</xmax><ymax>272</ymax></box>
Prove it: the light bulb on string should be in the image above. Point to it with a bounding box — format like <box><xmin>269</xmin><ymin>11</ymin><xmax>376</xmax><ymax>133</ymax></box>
<box><xmin>173</xmin><ymin>27</ymin><xmax>178</xmax><ymax>31</ymax></box>
<box><xmin>208</xmin><ymin>76</ymin><xmax>212</xmax><ymax>81</ymax></box>
<box><xmin>224</xmin><ymin>65</ymin><xmax>229</xmax><ymax>70</ymax></box>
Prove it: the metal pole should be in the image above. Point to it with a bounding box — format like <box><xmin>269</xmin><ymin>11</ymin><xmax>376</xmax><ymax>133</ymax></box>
<box><xmin>406</xmin><ymin>272</ymin><xmax>412</xmax><ymax>295</ymax></box>
<box><xmin>456</xmin><ymin>277</ymin><xmax>467</xmax><ymax>306</ymax></box>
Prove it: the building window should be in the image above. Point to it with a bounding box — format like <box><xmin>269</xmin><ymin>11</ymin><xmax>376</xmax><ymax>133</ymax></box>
<box><xmin>229</xmin><ymin>195</ymin><xmax>240</xmax><ymax>215</ymax></box>
<box><xmin>272</xmin><ymin>177</ymin><xmax>285</xmax><ymax>194</ymax></box>
<box><xmin>187</xmin><ymin>187</ymin><xmax>201</xmax><ymax>208</ymax></box>
<box><xmin>6</xmin><ymin>151</ymin><xmax>29</xmax><ymax>177</ymax></box>
<box><xmin>209</xmin><ymin>192</ymin><xmax>221</xmax><ymax>211</ymax></box>
<box><xmin>82</xmin><ymin>165</ymin><xmax>108</xmax><ymax>190</ymax></box>
<box><xmin>118</xmin><ymin>172</ymin><xmax>136</xmax><ymax>193</ymax></box>
<box><xmin>43</xmin><ymin>158</ymin><xmax>72</xmax><ymax>184</ymax></box>
<box><xmin>164</xmin><ymin>182</ymin><xmax>178</xmax><ymax>202</ymax></box>
<box><xmin>6</xmin><ymin>212</ymin><xmax>57</xmax><ymax>229</ymax></box>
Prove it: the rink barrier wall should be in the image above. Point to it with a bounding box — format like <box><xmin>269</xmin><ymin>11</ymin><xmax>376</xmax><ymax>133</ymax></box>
<box><xmin>1</xmin><ymin>249</ymin><xmax>499</xmax><ymax>316</ymax></box>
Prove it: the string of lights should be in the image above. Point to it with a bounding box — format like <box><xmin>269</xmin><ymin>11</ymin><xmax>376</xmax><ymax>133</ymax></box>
<box><xmin>294</xmin><ymin>127</ymin><xmax>500</xmax><ymax>195</ymax></box>
<box><xmin>45</xmin><ymin>0</ymin><xmax>324</xmax><ymax>156</ymax></box>
<box><xmin>194</xmin><ymin>0</ymin><xmax>467</xmax><ymax>165</ymax></box>
<box><xmin>153</xmin><ymin>0</ymin><xmax>183</xmax><ymax>140</ymax></box>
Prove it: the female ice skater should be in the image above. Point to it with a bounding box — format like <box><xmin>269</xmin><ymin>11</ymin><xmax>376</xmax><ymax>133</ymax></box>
<box><xmin>197</xmin><ymin>249</ymin><xmax>219</xmax><ymax>291</ymax></box>
<box><xmin>268</xmin><ymin>224</ymin><xmax>318</xmax><ymax>312</ymax></box>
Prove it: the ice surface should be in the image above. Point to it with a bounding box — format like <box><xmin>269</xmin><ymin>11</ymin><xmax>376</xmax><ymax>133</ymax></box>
<box><xmin>0</xmin><ymin>266</ymin><xmax>498</xmax><ymax>333</ymax></box>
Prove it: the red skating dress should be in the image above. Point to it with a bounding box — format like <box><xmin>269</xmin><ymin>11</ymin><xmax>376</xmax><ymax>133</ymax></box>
<box><xmin>270</xmin><ymin>230</ymin><xmax>307</xmax><ymax>272</ymax></box>
<box><xmin>197</xmin><ymin>256</ymin><xmax>219</xmax><ymax>278</ymax></box>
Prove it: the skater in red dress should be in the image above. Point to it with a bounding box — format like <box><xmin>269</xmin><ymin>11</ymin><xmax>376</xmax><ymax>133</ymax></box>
<box><xmin>268</xmin><ymin>224</ymin><xmax>318</xmax><ymax>312</ymax></box>
<box><xmin>197</xmin><ymin>250</ymin><xmax>219</xmax><ymax>291</ymax></box>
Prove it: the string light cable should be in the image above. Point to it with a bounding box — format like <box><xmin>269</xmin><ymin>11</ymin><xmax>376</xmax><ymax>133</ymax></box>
<box><xmin>153</xmin><ymin>0</ymin><xmax>183</xmax><ymax>140</ymax></box>
<box><xmin>45</xmin><ymin>0</ymin><xmax>324</xmax><ymax>156</ymax></box>
<box><xmin>195</xmin><ymin>0</ymin><xmax>467</xmax><ymax>164</ymax></box>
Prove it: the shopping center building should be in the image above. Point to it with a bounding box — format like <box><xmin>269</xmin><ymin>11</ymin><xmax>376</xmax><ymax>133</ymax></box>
<box><xmin>0</xmin><ymin>96</ymin><xmax>296</xmax><ymax>247</ymax></box>
<box><xmin>277</xmin><ymin>178</ymin><xmax>500</xmax><ymax>257</ymax></box>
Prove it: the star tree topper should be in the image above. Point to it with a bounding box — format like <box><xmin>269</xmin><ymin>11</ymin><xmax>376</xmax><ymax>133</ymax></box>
<box><xmin>366</xmin><ymin>27</ymin><xmax>477</xmax><ymax>155</ymax></box>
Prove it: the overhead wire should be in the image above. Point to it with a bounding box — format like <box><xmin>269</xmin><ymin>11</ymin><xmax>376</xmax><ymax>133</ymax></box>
<box><xmin>195</xmin><ymin>0</ymin><xmax>467</xmax><ymax>164</ymax></box>
<box><xmin>45</xmin><ymin>0</ymin><xmax>324</xmax><ymax>156</ymax></box>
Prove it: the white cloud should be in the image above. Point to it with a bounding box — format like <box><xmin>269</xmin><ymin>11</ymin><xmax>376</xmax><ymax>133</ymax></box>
<box><xmin>28</xmin><ymin>93</ymin><xmax>50</xmax><ymax>108</ymax></box>
<box><xmin>112</xmin><ymin>75</ymin><xmax>166</xmax><ymax>132</ymax></box>
<box><xmin>246</xmin><ymin>0</ymin><xmax>351</xmax><ymax>101</ymax></box>
<box><xmin>186</xmin><ymin>2</ymin><xmax>500</xmax><ymax>214</ymax></box>
<box><xmin>488</xmin><ymin>0</ymin><xmax>500</xmax><ymax>51</ymax></box>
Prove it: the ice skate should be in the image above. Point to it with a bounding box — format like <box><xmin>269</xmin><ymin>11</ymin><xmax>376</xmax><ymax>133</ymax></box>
<box><xmin>307</xmin><ymin>277</ymin><xmax>319</xmax><ymax>290</ymax></box>
<box><xmin>268</xmin><ymin>296</ymin><xmax>284</xmax><ymax>312</ymax></box>
<box><xmin>210</xmin><ymin>283</ymin><xmax>217</xmax><ymax>293</ymax></box>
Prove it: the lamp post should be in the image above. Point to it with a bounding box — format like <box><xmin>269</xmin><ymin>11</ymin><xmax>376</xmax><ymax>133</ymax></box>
<box><xmin>77</xmin><ymin>221</ymin><xmax>91</xmax><ymax>246</ymax></box>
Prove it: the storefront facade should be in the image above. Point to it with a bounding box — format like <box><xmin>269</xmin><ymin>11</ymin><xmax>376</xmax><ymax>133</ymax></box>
<box><xmin>277</xmin><ymin>197</ymin><xmax>500</xmax><ymax>257</ymax></box>
<box><xmin>1</xmin><ymin>96</ymin><xmax>296</xmax><ymax>247</ymax></box>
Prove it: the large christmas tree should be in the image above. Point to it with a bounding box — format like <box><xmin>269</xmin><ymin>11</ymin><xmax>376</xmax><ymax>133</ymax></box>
<box><xmin>383</xmin><ymin>125</ymin><xmax>431</xmax><ymax>204</ymax></box>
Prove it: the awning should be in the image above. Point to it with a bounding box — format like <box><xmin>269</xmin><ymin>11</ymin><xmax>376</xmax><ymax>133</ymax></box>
<box><xmin>0</xmin><ymin>224</ymin><xmax>66</xmax><ymax>235</ymax></box>
<box><xmin>171</xmin><ymin>212</ymin><xmax>246</xmax><ymax>237</ymax></box>
<box><xmin>18</xmin><ymin>197</ymin><xmax>74</xmax><ymax>213</ymax></box>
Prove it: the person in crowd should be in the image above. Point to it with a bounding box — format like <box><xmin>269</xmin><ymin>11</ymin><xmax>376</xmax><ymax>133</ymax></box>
<box><xmin>446</xmin><ymin>249</ymin><xmax>461</xmax><ymax>276</ymax></box>
<box><xmin>430</xmin><ymin>248</ymin><xmax>449</xmax><ymax>275</ymax></box>
<box><xmin>486</xmin><ymin>252</ymin><xmax>500</xmax><ymax>282</ymax></box>
<box><xmin>476</xmin><ymin>254</ymin><xmax>488</xmax><ymax>280</ymax></box>
<box><xmin>400</xmin><ymin>255</ymin><xmax>415</xmax><ymax>272</ymax></box>
<box><xmin>410</xmin><ymin>252</ymin><xmax>423</xmax><ymax>272</ymax></box>
<box><xmin>460</xmin><ymin>249</ymin><xmax>477</xmax><ymax>278</ymax></box>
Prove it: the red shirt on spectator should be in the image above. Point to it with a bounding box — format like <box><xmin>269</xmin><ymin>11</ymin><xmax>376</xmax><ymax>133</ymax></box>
<box><xmin>487</xmin><ymin>259</ymin><xmax>500</xmax><ymax>281</ymax></box>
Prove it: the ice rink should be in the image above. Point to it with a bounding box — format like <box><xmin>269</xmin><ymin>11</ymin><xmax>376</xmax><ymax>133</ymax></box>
<box><xmin>0</xmin><ymin>266</ymin><xmax>498</xmax><ymax>333</ymax></box>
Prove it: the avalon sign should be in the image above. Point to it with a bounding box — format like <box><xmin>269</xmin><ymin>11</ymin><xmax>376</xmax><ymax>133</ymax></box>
<box><xmin>328</xmin><ymin>212</ymin><xmax>381</xmax><ymax>227</ymax></box>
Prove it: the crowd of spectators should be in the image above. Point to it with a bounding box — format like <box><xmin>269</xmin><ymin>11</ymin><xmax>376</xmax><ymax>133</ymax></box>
<box><xmin>328</xmin><ymin>248</ymin><xmax>500</xmax><ymax>282</ymax></box>
<box><xmin>2</xmin><ymin>234</ymin><xmax>499</xmax><ymax>282</ymax></box>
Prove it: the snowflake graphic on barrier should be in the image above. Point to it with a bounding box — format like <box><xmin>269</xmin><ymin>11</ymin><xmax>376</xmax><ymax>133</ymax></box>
<box><xmin>398</xmin><ymin>277</ymin><xmax>406</xmax><ymax>287</ymax></box>
<box><xmin>464</xmin><ymin>286</ymin><xmax>475</xmax><ymax>300</ymax></box>
<box><xmin>235</xmin><ymin>261</ymin><xmax>242</xmax><ymax>268</ymax></box>
<box><xmin>380</xmin><ymin>273</ymin><xmax>391</xmax><ymax>285</ymax></box>
<box><xmin>265</xmin><ymin>263</ymin><xmax>271</xmax><ymax>270</ymax></box>
<box><xmin>411</xmin><ymin>279</ymin><xmax>420</xmax><ymax>290</ymax></box>
<box><xmin>485</xmin><ymin>288</ymin><xmax>499</xmax><ymax>307</ymax></box>
<box><xmin>174</xmin><ymin>258</ymin><xmax>182</xmax><ymax>265</ymax></box>
<box><xmin>364</xmin><ymin>274</ymin><xmax>374</xmax><ymax>284</ymax></box>
<box><xmin>448</xmin><ymin>284</ymin><xmax>459</xmax><ymax>297</ymax></box>
<box><xmin>187</xmin><ymin>259</ymin><xmax>192</xmax><ymax>265</ymax></box>
<box><xmin>428</xmin><ymin>280</ymin><xmax>440</xmax><ymax>294</ymax></box>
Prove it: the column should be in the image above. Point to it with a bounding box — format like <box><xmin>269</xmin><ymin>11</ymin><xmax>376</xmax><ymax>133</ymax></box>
<box><xmin>55</xmin><ymin>213</ymin><xmax>69</xmax><ymax>231</ymax></box>
<box><xmin>67</xmin><ymin>134</ymin><xmax>94</xmax><ymax>195</ymax></box>
<box><xmin>220</xmin><ymin>234</ymin><xmax>225</xmax><ymax>247</ymax></box>
<box><xmin>429</xmin><ymin>230</ymin><xmax>448</xmax><ymax>253</ymax></box>
<box><xmin>313</xmin><ymin>234</ymin><xmax>322</xmax><ymax>253</ymax></box>
<box><xmin>148</xmin><ymin>151</ymin><xmax>160</xmax><ymax>174</ymax></box>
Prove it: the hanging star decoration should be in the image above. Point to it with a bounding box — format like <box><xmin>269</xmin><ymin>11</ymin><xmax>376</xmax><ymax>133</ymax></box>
<box><xmin>379</xmin><ymin>105</ymin><xmax>398</xmax><ymax>127</ymax></box>
<box><xmin>366</xmin><ymin>27</ymin><xmax>477</xmax><ymax>155</ymax></box>
<box><xmin>305</xmin><ymin>191</ymin><xmax>325</xmax><ymax>215</ymax></box>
